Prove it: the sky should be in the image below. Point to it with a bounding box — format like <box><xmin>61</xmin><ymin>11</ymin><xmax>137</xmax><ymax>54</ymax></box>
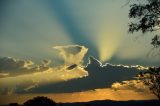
<box><xmin>0</xmin><ymin>0</ymin><xmax>159</xmax><ymax>105</ymax></box>
<box><xmin>0</xmin><ymin>0</ymin><xmax>159</xmax><ymax>66</ymax></box>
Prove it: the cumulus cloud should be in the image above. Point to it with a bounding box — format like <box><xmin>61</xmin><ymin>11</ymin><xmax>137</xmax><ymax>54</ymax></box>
<box><xmin>0</xmin><ymin>65</ymin><xmax>88</xmax><ymax>95</ymax></box>
<box><xmin>0</xmin><ymin>57</ymin><xmax>34</xmax><ymax>72</ymax></box>
<box><xmin>22</xmin><ymin>56</ymin><xmax>149</xmax><ymax>94</ymax></box>
<box><xmin>111</xmin><ymin>80</ymin><xmax>150</xmax><ymax>92</ymax></box>
<box><xmin>0</xmin><ymin>45</ymin><xmax>89</xmax><ymax>95</ymax></box>
<box><xmin>0</xmin><ymin>45</ymin><xmax>151</xmax><ymax>97</ymax></box>
<box><xmin>0</xmin><ymin>57</ymin><xmax>51</xmax><ymax>77</ymax></box>
<box><xmin>54</xmin><ymin>45</ymin><xmax>88</xmax><ymax>65</ymax></box>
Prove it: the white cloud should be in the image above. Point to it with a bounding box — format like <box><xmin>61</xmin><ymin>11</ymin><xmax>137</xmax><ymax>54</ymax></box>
<box><xmin>54</xmin><ymin>45</ymin><xmax>88</xmax><ymax>65</ymax></box>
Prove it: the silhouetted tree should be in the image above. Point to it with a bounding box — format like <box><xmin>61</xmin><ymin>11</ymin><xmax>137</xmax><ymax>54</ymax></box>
<box><xmin>128</xmin><ymin>0</ymin><xmax>160</xmax><ymax>47</ymax></box>
<box><xmin>138</xmin><ymin>67</ymin><xmax>160</xmax><ymax>100</ymax></box>
<box><xmin>128</xmin><ymin>1</ymin><xmax>160</xmax><ymax>99</ymax></box>
<box><xmin>9</xmin><ymin>103</ymin><xmax>19</xmax><ymax>106</ymax></box>
<box><xmin>85</xmin><ymin>104</ymin><xmax>91</xmax><ymax>106</ymax></box>
<box><xmin>24</xmin><ymin>96</ymin><xmax>56</xmax><ymax>106</ymax></box>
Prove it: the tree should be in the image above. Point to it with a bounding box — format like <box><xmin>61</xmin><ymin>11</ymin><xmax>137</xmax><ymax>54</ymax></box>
<box><xmin>138</xmin><ymin>67</ymin><xmax>160</xmax><ymax>100</ymax></box>
<box><xmin>128</xmin><ymin>0</ymin><xmax>160</xmax><ymax>100</ymax></box>
<box><xmin>9</xmin><ymin>103</ymin><xmax>19</xmax><ymax>106</ymax></box>
<box><xmin>24</xmin><ymin>96</ymin><xmax>56</xmax><ymax>106</ymax></box>
<box><xmin>128</xmin><ymin>0</ymin><xmax>160</xmax><ymax>47</ymax></box>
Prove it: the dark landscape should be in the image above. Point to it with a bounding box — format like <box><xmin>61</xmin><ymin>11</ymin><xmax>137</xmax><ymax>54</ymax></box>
<box><xmin>4</xmin><ymin>97</ymin><xmax>160</xmax><ymax>106</ymax></box>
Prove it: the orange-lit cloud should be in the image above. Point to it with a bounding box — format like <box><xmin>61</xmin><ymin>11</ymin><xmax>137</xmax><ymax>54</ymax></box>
<box><xmin>0</xmin><ymin>85</ymin><xmax>157</xmax><ymax>105</ymax></box>
<box><xmin>0</xmin><ymin>66</ymin><xmax>88</xmax><ymax>95</ymax></box>
<box><xmin>0</xmin><ymin>45</ymin><xmax>88</xmax><ymax>95</ymax></box>
<box><xmin>60</xmin><ymin>80</ymin><xmax>157</xmax><ymax>103</ymax></box>
<box><xmin>0</xmin><ymin>44</ymin><xmax>157</xmax><ymax>105</ymax></box>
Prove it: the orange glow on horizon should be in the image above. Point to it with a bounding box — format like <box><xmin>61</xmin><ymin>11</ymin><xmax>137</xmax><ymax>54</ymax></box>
<box><xmin>0</xmin><ymin>88</ymin><xmax>157</xmax><ymax>105</ymax></box>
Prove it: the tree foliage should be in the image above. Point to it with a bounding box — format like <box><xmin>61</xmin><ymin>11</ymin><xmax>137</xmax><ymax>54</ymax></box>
<box><xmin>128</xmin><ymin>0</ymin><xmax>160</xmax><ymax>47</ymax></box>
<box><xmin>24</xmin><ymin>96</ymin><xmax>56</xmax><ymax>106</ymax></box>
<box><xmin>128</xmin><ymin>0</ymin><xmax>160</xmax><ymax>100</ymax></box>
<box><xmin>138</xmin><ymin>67</ymin><xmax>160</xmax><ymax>100</ymax></box>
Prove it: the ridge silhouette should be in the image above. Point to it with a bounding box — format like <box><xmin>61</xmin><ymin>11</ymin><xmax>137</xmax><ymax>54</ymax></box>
<box><xmin>8</xmin><ymin>97</ymin><xmax>160</xmax><ymax>106</ymax></box>
<box><xmin>24</xmin><ymin>96</ymin><xmax>56</xmax><ymax>106</ymax></box>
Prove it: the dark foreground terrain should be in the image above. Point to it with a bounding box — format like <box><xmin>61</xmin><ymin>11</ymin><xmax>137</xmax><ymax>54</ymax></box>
<box><xmin>4</xmin><ymin>99</ymin><xmax>160</xmax><ymax>106</ymax></box>
<box><xmin>61</xmin><ymin>100</ymin><xmax>160</xmax><ymax>106</ymax></box>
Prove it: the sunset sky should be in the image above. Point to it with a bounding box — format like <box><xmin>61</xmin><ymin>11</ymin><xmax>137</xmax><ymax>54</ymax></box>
<box><xmin>0</xmin><ymin>0</ymin><xmax>159</xmax><ymax>105</ymax></box>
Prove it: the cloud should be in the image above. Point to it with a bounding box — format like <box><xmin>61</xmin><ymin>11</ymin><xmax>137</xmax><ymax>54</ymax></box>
<box><xmin>0</xmin><ymin>57</ymin><xmax>51</xmax><ymax>77</ymax></box>
<box><xmin>0</xmin><ymin>54</ymin><xmax>156</xmax><ymax>103</ymax></box>
<box><xmin>0</xmin><ymin>65</ymin><xmax>88</xmax><ymax>95</ymax></box>
<box><xmin>0</xmin><ymin>57</ymin><xmax>34</xmax><ymax>72</ymax></box>
<box><xmin>111</xmin><ymin>80</ymin><xmax>150</xmax><ymax>92</ymax></box>
<box><xmin>0</xmin><ymin>46</ymin><xmax>150</xmax><ymax>96</ymax></box>
<box><xmin>53</xmin><ymin>45</ymin><xmax>88</xmax><ymax>65</ymax></box>
<box><xmin>0</xmin><ymin>86</ymin><xmax>157</xmax><ymax>105</ymax></box>
<box><xmin>0</xmin><ymin>45</ymin><xmax>89</xmax><ymax>95</ymax></box>
<box><xmin>26</xmin><ymin>56</ymin><xmax>147</xmax><ymax>93</ymax></box>
<box><xmin>0</xmin><ymin>73</ymin><xmax>9</xmax><ymax>78</ymax></box>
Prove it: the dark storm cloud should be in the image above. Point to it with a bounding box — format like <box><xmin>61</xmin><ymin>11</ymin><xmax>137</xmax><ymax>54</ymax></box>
<box><xmin>0</xmin><ymin>45</ymin><xmax>149</xmax><ymax>94</ymax></box>
<box><xmin>0</xmin><ymin>57</ymin><xmax>33</xmax><ymax>72</ymax></box>
<box><xmin>0</xmin><ymin>57</ymin><xmax>51</xmax><ymax>77</ymax></box>
<box><xmin>28</xmin><ymin>57</ymin><xmax>146</xmax><ymax>93</ymax></box>
<box><xmin>0</xmin><ymin>45</ymin><xmax>89</xmax><ymax>94</ymax></box>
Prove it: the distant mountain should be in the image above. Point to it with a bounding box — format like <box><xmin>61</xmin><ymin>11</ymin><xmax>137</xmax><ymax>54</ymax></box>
<box><xmin>6</xmin><ymin>99</ymin><xmax>160</xmax><ymax>106</ymax></box>
<box><xmin>29</xmin><ymin>56</ymin><xmax>142</xmax><ymax>93</ymax></box>
<box><xmin>60</xmin><ymin>100</ymin><xmax>160</xmax><ymax>106</ymax></box>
